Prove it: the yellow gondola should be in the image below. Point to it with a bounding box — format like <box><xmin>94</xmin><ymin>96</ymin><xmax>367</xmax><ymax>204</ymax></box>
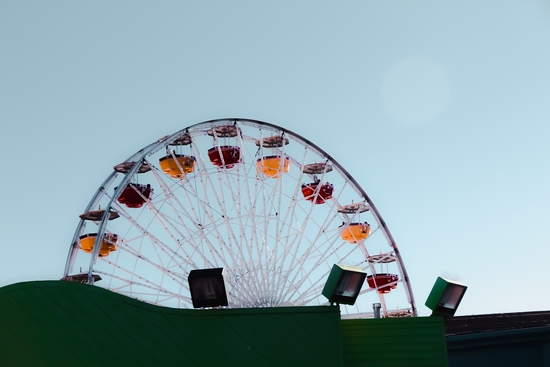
<box><xmin>159</xmin><ymin>155</ymin><xmax>196</xmax><ymax>178</ymax></box>
<box><xmin>256</xmin><ymin>155</ymin><xmax>290</xmax><ymax>178</ymax></box>
<box><xmin>79</xmin><ymin>233</ymin><xmax>118</xmax><ymax>257</ymax></box>
<box><xmin>340</xmin><ymin>222</ymin><xmax>370</xmax><ymax>243</ymax></box>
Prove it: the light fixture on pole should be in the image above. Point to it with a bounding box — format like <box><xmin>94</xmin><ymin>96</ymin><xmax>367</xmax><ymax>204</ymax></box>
<box><xmin>425</xmin><ymin>277</ymin><xmax>467</xmax><ymax>319</ymax></box>
<box><xmin>322</xmin><ymin>264</ymin><xmax>367</xmax><ymax>306</ymax></box>
<box><xmin>188</xmin><ymin>268</ymin><xmax>228</xmax><ymax>308</ymax></box>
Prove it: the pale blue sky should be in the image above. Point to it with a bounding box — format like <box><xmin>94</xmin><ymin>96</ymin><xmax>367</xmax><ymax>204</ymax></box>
<box><xmin>1</xmin><ymin>1</ymin><xmax>549</xmax><ymax>316</ymax></box>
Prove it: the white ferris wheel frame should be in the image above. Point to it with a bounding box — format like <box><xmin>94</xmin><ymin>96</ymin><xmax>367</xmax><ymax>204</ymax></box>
<box><xmin>63</xmin><ymin>118</ymin><xmax>417</xmax><ymax>318</ymax></box>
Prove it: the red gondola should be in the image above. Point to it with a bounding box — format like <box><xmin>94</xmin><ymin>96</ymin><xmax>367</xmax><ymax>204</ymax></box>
<box><xmin>367</xmin><ymin>273</ymin><xmax>399</xmax><ymax>294</ymax></box>
<box><xmin>117</xmin><ymin>183</ymin><xmax>153</xmax><ymax>208</ymax></box>
<box><xmin>208</xmin><ymin>146</ymin><xmax>241</xmax><ymax>168</ymax></box>
<box><xmin>301</xmin><ymin>182</ymin><xmax>334</xmax><ymax>204</ymax></box>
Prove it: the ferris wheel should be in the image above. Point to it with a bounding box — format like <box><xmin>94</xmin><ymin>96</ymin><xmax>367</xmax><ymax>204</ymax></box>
<box><xmin>63</xmin><ymin>118</ymin><xmax>417</xmax><ymax>318</ymax></box>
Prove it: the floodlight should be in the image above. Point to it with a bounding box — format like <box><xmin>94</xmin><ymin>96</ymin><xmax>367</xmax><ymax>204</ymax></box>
<box><xmin>425</xmin><ymin>277</ymin><xmax>467</xmax><ymax>319</ymax></box>
<box><xmin>322</xmin><ymin>264</ymin><xmax>367</xmax><ymax>306</ymax></box>
<box><xmin>188</xmin><ymin>268</ymin><xmax>228</xmax><ymax>308</ymax></box>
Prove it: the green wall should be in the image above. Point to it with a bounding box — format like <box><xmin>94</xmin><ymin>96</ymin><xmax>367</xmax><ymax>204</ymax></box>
<box><xmin>342</xmin><ymin>316</ymin><xmax>449</xmax><ymax>367</ymax></box>
<box><xmin>0</xmin><ymin>281</ymin><xmax>448</xmax><ymax>366</ymax></box>
<box><xmin>0</xmin><ymin>281</ymin><xmax>343</xmax><ymax>366</ymax></box>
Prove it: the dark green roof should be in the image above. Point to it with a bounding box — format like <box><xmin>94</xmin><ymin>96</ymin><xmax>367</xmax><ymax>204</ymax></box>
<box><xmin>0</xmin><ymin>281</ymin><xmax>343</xmax><ymax>366</ymax></box>
<box><xmin>0</xmin><ymin>281</ymin><xmax>449</xmax><ymax>367</ymax></box>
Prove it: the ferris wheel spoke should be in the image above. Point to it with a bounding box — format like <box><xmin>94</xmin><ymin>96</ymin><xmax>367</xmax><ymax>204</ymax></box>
<box><xmin>274</xmin><ymin>198</ymin><xmax>339</xmax><ymax>302</ymax></box>
<box><xmin>296</xmin><ymin>243</ymin><xmax>365</xmax><ymax>299</ymax></box>
<box><xmin>96</xmin><ymin>262</ymin><xmax>190</xmax><ymax>301</ymax></box>
<box><xmin>111</xmin><ymin>244</ymin><xmax>187</xmax><ymax>285</ymax></box>
<box><xmin>266</xmin><ymin>146</ymin><xmax>309</xmax><ymax>297</ymax></box>
<box><xmin>279</xmin><ymin>234</ymin><xmax>341</xmax><ymax>302</ymax></box>
<box><xmin>189</xmin><ymin>141</ymin><xmax>248</xmax><ymax>272</ymax></box>
<box><xmin>276</xmin><ymin>177</ymin><xmax>371</xmax><ymax>300</ymax></box>
<box><xmin>149</xmin><ymin>168</ymin><xmax>220</xmax><ymax>269</ymax></box>
<box><xmin>231</xmin><ymin>164</ymin><xmax>257</xmax><ymax>268</ymax></box>
<box><xmin>294</xmin><ymin>283</ymin><xmax>327</xmax><ymax>305</ymax></box>
<box><xmin>258</xmin><ymin>177</ymin><xmax>279</xmax><ymax>296</ymax></box>
<box><xmin>177</xmin><ymin>174</ymin><xmax>238</xmax><ymax>272</ymax></box>
<box><xmin>220</xmin><ymin>170</ymin><xmax>255</xmax><ymax>272</ymax></box>
<box><xmin>174</xmin><ymin>175</ymin><xmax>230</xmax><ymax>270</ymax></box>
<box><xmin>115</xmin><ymin>206</ymin><xmax>172</xmax><ymax>271</ymax></box>
<box><xmin>113</xmin><ymin>198</ymin><xmax>202</xmax><ymax>272</ymax></box>
<box><xmin>97</xmin><ymin>270</ymin><xmax>191</xmax><ymax>304</ymax></box>
<box><xmin>280</xmin><ymin>215</ymin><xmax>364</xmax><ymax>303</ymax></box>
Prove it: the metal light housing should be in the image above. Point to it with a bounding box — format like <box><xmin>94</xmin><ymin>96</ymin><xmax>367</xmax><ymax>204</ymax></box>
<box><xmin>425</xmin><ymin>277</ymin><xmax>467</xmax><ymax>319</ymax></box>
<box><xmin>322</xmin><ymin>264</ymin><xmax>367</xmax><ymax>306</ymax></box>
<box><xmin>188</xmin><ymin>268</ymin><xmax>229</xmax><ymax>308</ymax></box>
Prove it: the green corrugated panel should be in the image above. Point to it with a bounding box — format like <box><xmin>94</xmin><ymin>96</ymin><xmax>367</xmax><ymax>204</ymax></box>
<box><xmin>0</xmin><ymin>281</ymin><xmax>344</xmax><ymax>367</ymax></box>
<box><xmin>341</xmin><ymin>317</ymin><xmax>449</xmax><ymax>367</ymax></box>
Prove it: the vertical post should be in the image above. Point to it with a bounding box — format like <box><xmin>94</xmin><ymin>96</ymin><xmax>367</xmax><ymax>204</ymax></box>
<box><xmin>373</xmin><ymin>303</ymin><xmax>381</xmax><ymax>318</ymax></box>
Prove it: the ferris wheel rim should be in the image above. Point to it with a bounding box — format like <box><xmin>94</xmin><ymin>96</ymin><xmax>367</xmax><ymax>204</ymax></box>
<box><xmin>64</xmin><ymin>117</ymin><xmax>417</xmax><ymax>317</ymax></box>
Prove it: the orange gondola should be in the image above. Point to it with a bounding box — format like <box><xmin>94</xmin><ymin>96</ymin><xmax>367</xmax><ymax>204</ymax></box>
<box><xmin>159</xmin><ymin>154</ymin><xmax>196</xmax><ymax>178</ymax></box>
<box><xmin>256</xmin><ymin>155</ymin><xmax>290</xmax><ymax>178</ymax></box>
<box><xmin>79</xmin><ymin>233</ymin><xmax>118</xmax><ymax>257</ymax></box>
<box><xmin>340</xmin><ymin>222</ymin><xmax>370</xmax><ymax>243</ymax></box>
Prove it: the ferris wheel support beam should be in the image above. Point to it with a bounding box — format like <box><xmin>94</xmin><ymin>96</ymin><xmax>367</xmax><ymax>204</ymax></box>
<box><xmin>63</xmin><ymin>171</ymin><xmax>119</xmax><ymax>277</ymax></box>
